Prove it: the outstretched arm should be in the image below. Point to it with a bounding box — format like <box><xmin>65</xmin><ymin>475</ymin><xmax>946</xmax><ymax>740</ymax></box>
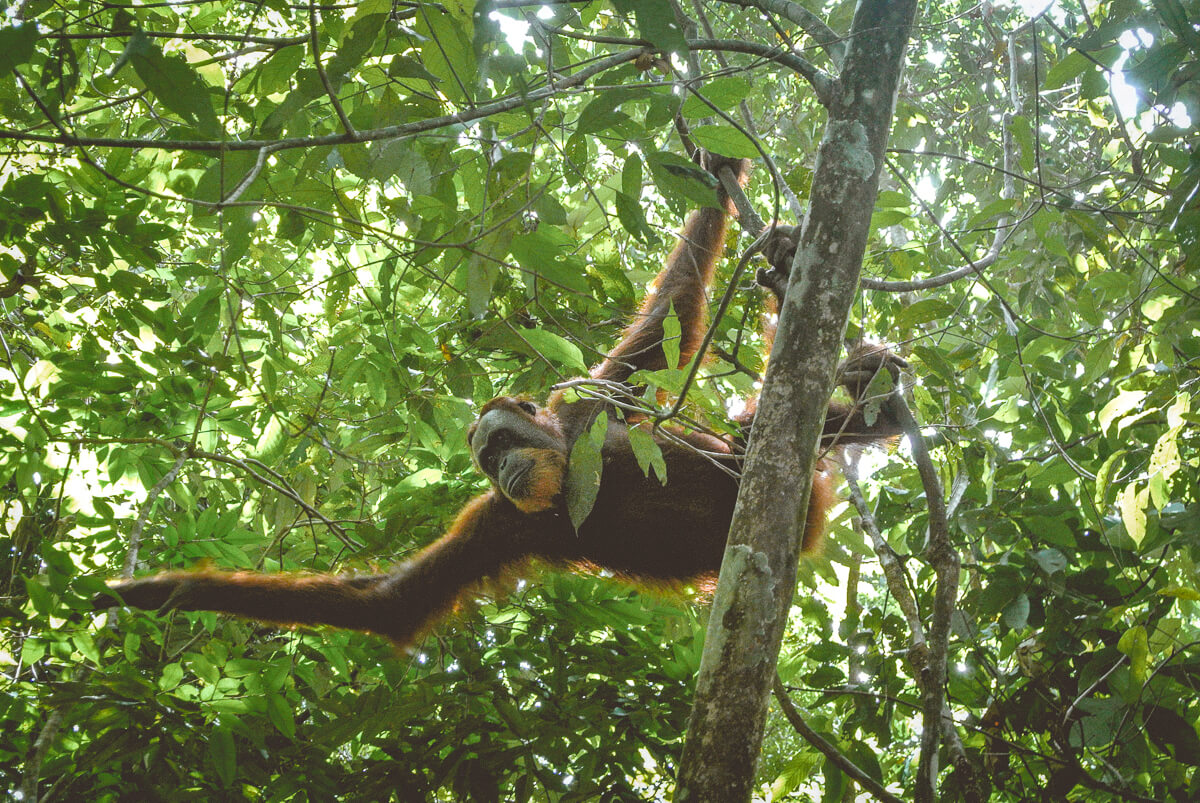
<box><xmin>99</xmin><ymin>493</ymin><xmax>541</xmax><ymax>649</ymax></box>
<box><xmin>592</xmin><ymin>153</ymin><xmax>750</xmax><ymax>384</ymax></box>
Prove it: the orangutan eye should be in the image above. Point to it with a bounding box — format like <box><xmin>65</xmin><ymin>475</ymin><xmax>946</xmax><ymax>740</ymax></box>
<box><xmin>517</xmin><ymin>401</ymin><xmax>537</xmax><ymax>415</ymax></box>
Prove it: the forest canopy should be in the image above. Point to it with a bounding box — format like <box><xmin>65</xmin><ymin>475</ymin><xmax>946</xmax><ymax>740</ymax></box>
<box><xmin>1</xmin><ymin>0</ymin><xmax>1198</xmax><ymax>800</ymax></box>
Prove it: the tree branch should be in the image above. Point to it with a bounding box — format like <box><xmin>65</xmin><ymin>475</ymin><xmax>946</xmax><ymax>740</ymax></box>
<box><xmin>676</xmin><ymin>2</ymin><xmax>919</xmax><ymax>798</ymax></box>
<box><xmin>0</xmin><ymin>49</ymin><xmax>649</xmax><ymax>154</ymax></box>
<box><xmin>54</xmin><ymin>436</ymin><xmax>361</xmax><ymax>551</ymax></box>
<box><xmin>772</xmin><ymin>676</ymin><xmax>905</xmax><ymax>803</ymax></box>
<box><xmin>309</xmin><ymin>0</ymin><xmax>357</xmax><ymax>138</ymax></box>
<box><xmin>688</xmin><ymin>38</ymin><xmax>832</xmax><ymax>105</ymax></box>
<box><xmin>883</xmin><ymin>394</ymin><xmax>960</xmax><ymax>803</ymax></box>
<box><xmin>719</xmin><ymin>0</ymin><xmax>846</xmax><ymax>65</ymax></box>
<box><xmin>123</xmin><ymin>455</ymin><xmax>188</xmax><ymax>579</ymax></box>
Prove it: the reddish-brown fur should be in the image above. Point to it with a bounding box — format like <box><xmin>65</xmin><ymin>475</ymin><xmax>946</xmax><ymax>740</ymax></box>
<box><xmin>101</xmin><ymin>154</ymin><xmax>901</xmax><ymax>649</ymax></box>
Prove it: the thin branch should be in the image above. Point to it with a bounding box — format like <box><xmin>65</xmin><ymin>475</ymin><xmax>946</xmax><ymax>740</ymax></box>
<box><xmin>20</xmin><ymin>708</ymin><xmax>64</xmax><ymax>803</ymax></box>
<box><xmin>123</xmin><ymin>455</ymin><xmax>188</xmax><ymax>579</ymax></box>
<box><xmin>884</xmin><ymin>394</ymin><xmax>959</xmax><ymax>803</ymax></box>
<box><xmin>689</xmin><ymin>38</ymin><xmax>832</xmax><ymax>105</ymax></box>
<box><xmin>45</xmin><ymin>31</ymin><xmax>308</xmax><ymax>46</ymax></box>
<box><xmin>658</xmin><ymin>227</ymin><xmax>769</xmax><ymax>422</ymax></box>
<box><xmin>850</xmin><ymin>20</ymin><xmax>1028</xmax><ymax>294</ymax></box>
<box><xmin>720</xmin><ymin>0</ymin><xmax>845</xmax><ymax>65</ymax></box>
<box><xmin>688</xmin><ymin>0</ymin><xmax>803</xmax><ymax>218</ymax></box>
<box><xmin>191</xmin><ymin>448</ymin><xmax>361</xmax><ymax>549</ymax></box>
<box><xmin>884</xmin><ymin>160</ymin><xmax>1068</xmax><ymax>342</ymax></box>
<box><xmin>531</xmin><ymin>20</ymin><xmax>647</xmax><ymax>47</ymax></box>
<box><xmin>54</xmin><ymin>436</ymin><xmax>361</xmax><ymax>550</ymax></box>
<box><xmin>0</xmin><ymin>255</ymin><xmax>38</xmax><ymax>298</ymax></box>
<box><xmin>670</xmin><ymin>0</ymin><xmax>706</xmax><ymax>89</ymax></box>
<box><xmin>772</xmin><ymin>676</ymin><xmax>904</xmax><ymax>803</ymax></box>
<box><xmin>309</xmin><ymin>0</ymin><xmax>357</xmax><ymax>138</ymax></box>
<box><xmin>718</xmin><ymin>163</ymin><xmax>767</xmax><ymax>233</ymax></box>
<box><xmin>220</xmin><ymin>144</ymin><xmax>282</xmax><ymax>205</ymax></box>
<box><xmin>0</xmin><ymin>48</ymin><xmax>650</xmax><ymax>153</ymax></box>
<box><xmin>844</xmin><ymin>463</ymin><xmax>925</xmax><ymax>655</ymax></box>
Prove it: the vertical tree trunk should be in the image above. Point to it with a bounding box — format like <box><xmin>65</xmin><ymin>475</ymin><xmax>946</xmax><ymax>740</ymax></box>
<box><xmin>675</xmin><ymin>1</ymin><xmax>919</xmax><ymax>799</ymax></box>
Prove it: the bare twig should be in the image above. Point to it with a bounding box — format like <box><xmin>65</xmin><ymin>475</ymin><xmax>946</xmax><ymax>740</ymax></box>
<box><xmin>309</xmin><ymin>0</ymin><xmax>356</xmax><ymax>138</ymax></box>
<box><xmin>220</xmin><ymin>144</ymin><xmax>283</xmax><ymax>205</ymax></box>
<box><xmin>772</xmin><ymin>676</ymin><xmax>904</xmax><ymax>803</ymax></box>
<box><xmin>123</xmin><ymin>455</ymin><xmax>188</xmax><ymax>579</ymax></box>
<box><xmin>20</xmin><ymin>708</ymin><xmax>64</xmax><ymax>803</ymax></box>
<box><xmin>883</xmin><ymin>394</ymin><xmax>959</xmax><ymax>803</ymax></box>
<box><xmin>0</xmin><ymin>49</ymin><xmax>651</xmax><ymax>153</ymax></box>
<box><xmin>689</xmin><ymin>38</ymin><xmax>832</xmax><ymax>105</ymax></box>
<box><xmin>721</xmin><ymin>0</ymin><xmax>846</xmax><ymax>65</ymax></box>
<box><xmin>54</xmin><ymin>436</ymin><xmax>361</xmax><ymax>550</ymax></box>
<box><xmin>844</xmin><ymin>463</ymin><xmax>925</xmax><ymax>654</ymax></box>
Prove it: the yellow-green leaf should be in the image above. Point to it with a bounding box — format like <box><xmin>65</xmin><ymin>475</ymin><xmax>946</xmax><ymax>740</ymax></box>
<box><xmin>1119</xmin><ymin>483</ymin><xmax>1147</xmax><ymax>546</ymax></box>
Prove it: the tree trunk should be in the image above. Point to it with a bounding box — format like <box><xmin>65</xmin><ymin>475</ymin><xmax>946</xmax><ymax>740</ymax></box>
<box><xmin>675</xmin><ymin>1</ymin><xmax>920</xmax><ymax>799</ymax></box>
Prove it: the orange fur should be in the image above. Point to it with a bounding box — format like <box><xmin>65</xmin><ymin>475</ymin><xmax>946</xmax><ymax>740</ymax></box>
<box><xmin>509</xmin><ymin>448</ymin><xmax>568</xmax><ymax>513</ymax></box>
<box><xmin>100</xmin><ymin>153</ymin><xmax>900</xmax><ymax>651</ymax></box>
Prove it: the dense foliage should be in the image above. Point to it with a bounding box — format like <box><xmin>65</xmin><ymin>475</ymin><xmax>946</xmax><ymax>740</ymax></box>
<box><xmin>1</xmin><ymin>0</ymin><xmax>1197</xmax><ymax>800</ymax></box>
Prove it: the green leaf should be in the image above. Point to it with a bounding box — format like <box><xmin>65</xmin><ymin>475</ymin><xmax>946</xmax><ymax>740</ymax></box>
<box><xmin>1119</xmin><ymin>483</ymin><xmax>1147</xmax><ymax>546</ymax></box>
<box><xmin>160</xmin><ymin>662</ymin><xmax>184</xmax><ymax>691</ymax></box>
<box><xmin>681</xmin><ymin>77</ymin><xmax>752</xmax><ymax>117</ymax></box>
<box><xmin>578</xmin><ymin>96</ymin><xmax>634</xmax><ymax>135</ymax></box>
<box><xmin>253</xmin><ymin>415</ymin><xmax>288</xmax><ymax>463</ymax></box>
<box><xmin>662</xmin><ymin>303</ymin><xmax>681</xmax><ymax>370</ymax></box>
<box><xmin>1148</xmin><ymin>409</ymin><xmax>1184</xmax><ymax>508</ymax></box>
<box><xmin>193</xmin><ymin>151</ymin><xmax>261</xmax><ymax>210</ymax></box>
<box><xmin>515</xmin><ymin>327</ymin><xmax>587</xmax><ymax>374</ymax></box>
<box><xmin>1158</xmin><ymin>586</ymin><xmax>1200</xmax><ymax>601</ymax></box>
<box><xmin>131</xmin><ymin>37</ymin><xmax>221</xmax><ymax>137</ymax></box>
<box><xmin>72</xmin><ymin>633</ymin><xmax>99</xmax><ymax>663</ymax></box>
<box><xmin>770</xmin><ymin>750</ymin><xmax>823</xmax><ymax>800</ymax></box>
<box><xmin>417</xmin><ymin>4</ymin><xmax>476</xmax><ymax>104</ymax></box>
<box><xmin>615</xmin><ymin>191</ymin><xmax>652</xmax><ymax>242</ymax></box>
<box><xmin>613</xmin><ymin>0</ymin><xmax>686</xmax><ymax>52</ymax></box>
<box><xmin>220</xmin><ymin>205</ymin><xmax>258</xmax><ymax>267</ymax></box>
<box><xmin>267</xmin><ymin>693</ymin><xmax>296</xmax><ymax>739</ymax></box>
<box><xmin>1010</xmin><ymin>114</ymin><xmax>1035</xmax><ymax>173</ymax></box>
<box><xmin>509</xmin><ymin>230</ymin><xmax>589</xmax><ymax>294</ymax></box>
<box><xmin>20</xmin><ymin>638</ymin><xmax>45</xmax><ymax>667</ymax></box>
<box><xmin>646</xmin><ymin>150</ymin><xmax>721</xmax><ymax>211</ymax></box>
<box><xmin>535</xmin><ymin>193</ymin><xmax>567</xmax><ymax>226</ymax></box>
<box><xmin>566</xmin><ymin>415</ymin><xmax>607</xmax><ymax>531</ymax></box>
<box><xmin>0</xmin><ymin>24</ymin><xmax>38</xmax><ymax>75</ymax></box>
<box><xmin>622</xmin><ymin>153</ymin><xmax>644</xmax><ymax>198</ymax></box>
<box><xmin>1042</xmin><ymin>51</ymin><xmax>1091</xmax><ymax>90</ymax></box>
<box><xmin>465</xmin><ymin>252</ymin><xmax>500</xmax><ymax>319</ymax></box>
<box><xmin>1097</xmin><ymin>390</ymin><xmax>1147</xmax><ymax>433</ymax></box>
<box><xmin>895</xmin><ymin>298</ymin><xmax>955</xmax><ymax>330</ymax></box>
<box><xmin>1095</xmin><ymin>449</ymin><xmax>1126</xmax><ymax>506</ymax></box>
<box><xmin>255</xmin><ymin>46</ymin><xmax>305</xmax><ymax>94</ymax></box>
<box><xmin>627</xmin><ymin>423</ymin><xmax>667</xmax><ymax>484</ymax></box>
<box><xmin>24</xmin><ymin>578</ymin><xmax>51</xmax><ymax>615</ymax></box>
<box><xmin>1032</xmin><ymin>548</ymin><xmax>1068</xmax><ymax>575</ymax></box>
<box><xmin>1144</xmin><ymin>705</ymin><xmax>1200</xmax><ymax>766</ymax></box>
<box><xmin>1117</xmin><ymin>625</ymin><xmax>1148</xmax><ymax>685</ymax></box>
<box><xmin>689</xmin><ymin>125</ymin><xmax>759</xmax><ymax>159</ymax></box>
<box><xmin>1002</xmin><ymin>594</ymin><xmax>1029</xmax><ymax>629</ymax></box>
<box><xmin>190</xmin><ymin>654</ymin><xmax>219</xmax><ymax>685</ymax></box>
<box><xmin>1070</xmin><ymin>698</ymin><xmax>1123</xmax><ymax>748</ymax></box>
<box><xmin>209</xmin><ymin>725</ymin><xmax>236</xmax><ymax>787</ymax></box>
<box><xmin>325</xmin><ymin>0</ymin><xmax>389</xmax><ymax>79</ymax></box>
<box><xmin>388</xmin><ymin>54</ymin><xmax>442</xmax><ymax>83</ymax></box>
